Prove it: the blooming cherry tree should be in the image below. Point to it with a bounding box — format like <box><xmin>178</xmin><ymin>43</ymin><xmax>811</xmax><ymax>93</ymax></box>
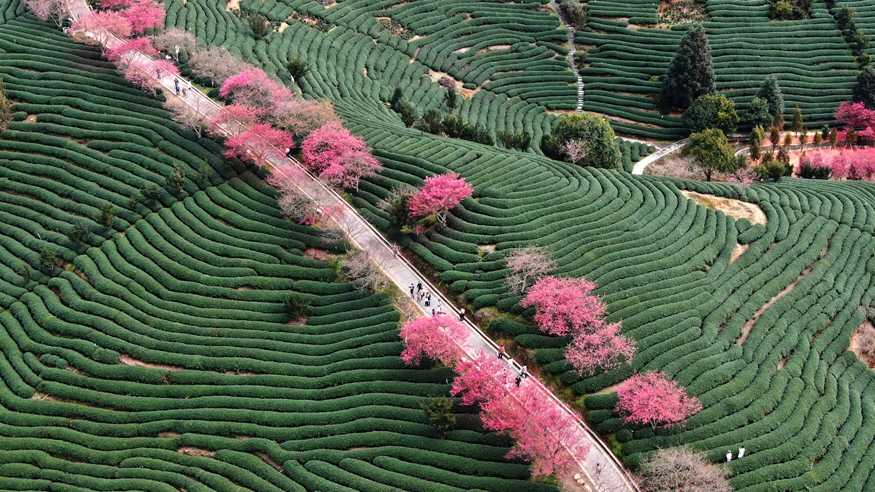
<box><xmin>105</xmin><ymin>37</ymin><xmax>158</xmax><ymax>62</ymax></box>
<box><xmin>451</xmin><ymin>352</ymin><xmax>588</xmax><ymax>477</ymax></box>
<box><xmin>399</xmin><ymin>314</ymin><xmax>467</xmax><ymax>366</ymax></box>
<box><xmin>220</xmin><ymin>68</ymin><xmax>293</xmax><ymax>110</ymax></box>
<box><xmin>407</xmin><ymin>173</ymin><xmax>473</xmax><ymax>223</ymax></box>
<box><xmin>504</xmin><ymin>246</ymin><xmax>556</xmax><ymax>294</ymax></box>
<box><xmin>565</xmin><ymin>323</ymin><xmax>635</xmax><ymax>376</ymax></box>
<box><xmin>615</xmin><ymin>372</ymin><xmax>702</xmax><ymax>427</ymax></box>
<box><xmin>120</xmin><ymin>0</ymin><xmax>165</xmax><ymax>34</ymax></box>
<box><xmin>520</xmin><ymin>276</ymin><xmax>605</xmax><ymax>337</ymax></box>
<box><xmin>835</xmin><ymin>101</ymin><xmax>875</xmax><ymax>130</ymax></box>
<box><xmin>24</xmin><ymin>0</ymin><xmax>67</xmax><ymax>26</ymax></box>
<box><xmin>207</xmin><ymin>104</ymin><xmax>262</xmax><ymax>135</ymax></box>
<box><xmin>71</xmin><ymin>11</ymin><xmax>133</xmax><ymax>40</ymax></box>
<box><xmin>450</xmin><ymin>352</ymin><xmax>515</xmax><ymax>406</ymax></box>
<box><xmin>223</xmin><ymin>123</ymin><xmax>294</xmax><ymax>168</ymax></box>
<box><xmin>301</xmin><ymin>122</ymin><xmax>381</xmax><ymax>189</ymax></box>
<box><xmin>120</xmin><ymin>59</ymin><xmax>176</xmax><ymax>94</ymax></box>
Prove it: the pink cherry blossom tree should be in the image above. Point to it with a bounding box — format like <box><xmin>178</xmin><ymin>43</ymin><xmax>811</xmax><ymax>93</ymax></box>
<box><xmin>207</xmin><ymin>104</ymin><xmax>262</xmax><ymax>136</ymax></box>
<box><xmin>301</xmin><ymin>121</ymin><xmax>381</xmax><ymax>190</ymax></box>
<box><xmin>504</xmin><ymin>246</ymin><xmax>557</xmax><ymax>294</ymax></box>
<box><xmin>399</xmin><ymin>314</ymin><xmax>467</xmax><ymax>366</ymax></box>
<box><xmin>105</xmin><ymin>37</ymin><xmax>158</xmax><ymax>62</ymax></box>
<box><xmin>24</xmin><ymin>0</ymin><xmax>67</xmax><ymax>26</ymax></box>
<box><xmin>119</xmin><ymin>0</ymin><xmax>165</xmax><ymax>34</ymax></box>
<box><xmin>119</xmin><ymin>59</ymin><xmax>161</xmax><ymax>94</ymax></box>
<box><xmin>71</xmin><ymin>11</ymin><xmax>133</xmax><ymax>41</ymax></box>
<box><xmin>565</xmin><ymin>323</ymin><xmax>635</xmax><ymax>376</ymax></box>
<box><xmin>220</xmin><ymin>68</ymin><xmax>293</xmax><ymax>110</ymax></box>
<box><xmin>451</xmin><ymin>352</ymin><xmax>588</xmax><ymax>477</ymax></box>
<box><xmin>615</xmin><ymin>372</ymin><xmax>702</xmax><ymax>427</ymax></box>
<box><xmin>450</xmin><ymin>352</ymin><xmax>514</xmax><ymax>406</ymax></box>
<box><xmin>223</xmin><ymin>123</ymin><xmax>294</xmax><ymax>168</ymax></box>
<box><xmin>520</xmin><ymin>276</ymin><xmax>605</xmax><ymax>337</ymax></box>
<box><xmin>498</xmin><ymin>381</ymin><xmax>589</xmax><ymax>477</ymax></box>
<box><xmin>562</xmin><ymin>139</ymin><xmax>587</xmax><ymax>165</ymax></box>
<box><xmin>407</xmin><ymin>173</ymin><xmax>473</xmax><ymax>224</ymax></box>
<box><xmin>835</xmin><ymin>101</ymin><xmax>875</xmax><ymax>130</ymax></box>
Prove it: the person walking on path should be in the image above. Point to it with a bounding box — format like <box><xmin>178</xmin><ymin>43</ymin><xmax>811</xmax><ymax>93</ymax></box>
<box><xmin>408</xmin><ymin>283</ymin><xmax>414</xmax><ymax>297</ymax></box>
<box><xmin>459</xmin><ymin>307</ymin><xmax>465</xmax><ymax>321</ymax></box>
<box><xmin>174</xmin><ymin>78</ymin><xmax>180</xmax><ymax>95</ymax></box>
<box><xmin>416</xmin><ymin>282</ymin><xmax>422</xmax><ymax>294</ymax></box>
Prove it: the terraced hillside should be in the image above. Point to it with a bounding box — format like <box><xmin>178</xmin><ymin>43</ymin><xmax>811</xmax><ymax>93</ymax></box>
<box><xmin>580</xmin><ymin>0</ymin><xmax>859</xmax><ymax>138</ymax></box>
<box><xmin>167</xmin><ymin>0</ymin><xmax>580</xmax><ymax>151</ymax></box>
<box><xmin>351</xmin><ymin>122</ymin><xmax>875</xmax><ymax>492</ymax></box>
<box><xmin>156</xmin><ymin>0</ymin><xmax>875</xmax><ymax>489</ymax></box>
<box><xmin>0</xmin><ymin>15</ymin><xmax>559</xmax><ymax>491</ymax></box>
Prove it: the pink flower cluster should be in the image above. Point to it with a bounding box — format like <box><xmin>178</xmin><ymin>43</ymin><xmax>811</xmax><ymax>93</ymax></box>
<box><xmin>451</xmin><ymin>352</ymin><xmax>588</xmax><ymax>477</ymax></box>
<box><xmin>301</xmin><ymin>122</ymin><xmax>381</xmax><ymax>190</ymax></box>
<box><xmin>615</xmin><ymin>372</ymin><xmax>702</xmax><ymax>427</ymax></box>
<box><xmin>121</xmin><ymin>58</ymin><xmax>178</xmax><ymax>93</ymax></box>
<box><xmin>407</xmin><ymin>173</ymin><xmax>473</xmax><ymax>220</ymax></box>
<box><xmin>219</xmin><ymin>68</ymin><xmax>293</xmax><ymax>110</ymax></box>
<box><xmin>399</xmin><ymin>314</ymin><xmax>467</xmax><ymax>366</ymax></box>
<box><xmin>223</xmin><ymin>123</ymin><xmax>294</xmax><ymax>167</ymax></box>
<box><xmin>105</xmin><ymin>37</ymin><xmax>157</xmax><ymax>61</ymax></box>
<box><xmin>79</xmin><ymin>0</ymin><xmax>164</xmax><ymax>35</ymax></box>
<box><xmin>521</xmin><ymin>276</ymin><xmax>635</xmax><ymax>376</ymax></box>
<box><xmin>800</xmin><ymin>148</ymin><xmax>875</xmax><ymax>180</ymax></box>
<box><xmin>71</xmin><ymin>11</ymin><xmax>133</xmax><ymax>38</ymax></box>
<box><xmin>521</xmin><ymin>277</ymin><xmax>603</xmax><ymax>336</ymax></box>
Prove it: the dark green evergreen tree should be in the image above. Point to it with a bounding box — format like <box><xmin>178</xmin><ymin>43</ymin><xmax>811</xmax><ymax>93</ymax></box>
<box><xmin>854</xmin><ymin>64</ymin><xmax>875</xmax><ymax>109</ymax></box>
<box><xmin>757</xmin><ymin>75</ymin><xmax>784</xmax><ymax>124</ymax></box>
<box><xmin>661</xmin><ymin>24</ymin><xmax>715</xmax><ymax>111</ymax></box>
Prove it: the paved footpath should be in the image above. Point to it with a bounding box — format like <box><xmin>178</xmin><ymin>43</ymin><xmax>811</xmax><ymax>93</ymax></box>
<box><xmin>65</xmin><ymin>5</ymin><xmax>638</xmax><ymax>490</ymax></box>
<box><xmin>631</xmin><ymin>138</ymin><xmax>688</xmax><ymax>175</ymax></box>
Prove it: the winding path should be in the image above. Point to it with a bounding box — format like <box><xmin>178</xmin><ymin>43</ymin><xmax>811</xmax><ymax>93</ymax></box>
<box><xmin>549</xmin><ymin>1</ymin><xmax>584</xmax><ymax>111</ymax></box>
<box><xmin>63</xmin><ymin>3</ymin><xmax>638</xmax><ymax>492</ymax></box>
<box><xmin>631</xmin><ymin>138</ymin><xmax>688</xmax><ymax>175</ymax></box>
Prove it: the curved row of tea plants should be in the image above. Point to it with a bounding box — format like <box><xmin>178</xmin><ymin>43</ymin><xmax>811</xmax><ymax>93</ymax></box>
<box><xmin>340</xmin><ymin>114</ymin><xmax>875</xmax><ymax>491</ymax></box>
<box><xmin>0</xmin><ymin>14</ymin><xmax>558</xmax><ymax>491</ymax></box>
<box><xmin>156</xmin><ymin>1</ymin><xmax>875</xmax><ymax>489</ymax></box>
<box><xmin>579</xmin><ymin>0</ymin><xmax>859</xmax><ymax>138</ymax></box>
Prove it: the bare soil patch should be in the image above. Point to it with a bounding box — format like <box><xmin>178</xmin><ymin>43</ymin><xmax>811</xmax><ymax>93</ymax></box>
<box><xmin>681</xmin><ymin>191</ymin><xmax>766</xmax><ymax>225</ymax></box>
<box><xmin>178</xmin><ymin>447</ymin><xmax>215</xmax><ymax>457</ymax></box>
<box><xmin>850</xmin><ymin>320</ymin><xmax>875</xmax><ymax>368</ymax></box>
<box><xmin>24</xmin><ymin>115</ymin><xmax>37</xmax><ymax>123</ymax></box>
<box><xmin>736</xmin><ymin>267</ymin><xmax>810</xmax><ymax>345</ymax></box>
<box><xmin>258</xmin><ymin>452</ymin><xmax>284</xmax><ymax>471</ymax></box>
<box><xmin>225</xmin><ymin>0</ymin><xmax>238</xmax><ymax>12</ymax></box>
<box><xmin>477</xmin><ymin>44</ymin><xmax>511</xmax><ymax>55</ymax></box>
<box><xmin>119</xmin><ymin>355</ymin><xmax>183</xmax><ymax>371</ymax></box>
<box><xmin>304</xmin><ymin>248</ymin><xmax>333</xmax><ymax>261</ymax></box>
<box><xmin>477</xmin><ymin>244</ymin><xmax>496</xmax><ymax>255</ymax></box>
<box><xmin>730</xmin><ymin>244</ymin><xmax>749</xmax><ymax>264</ymax></box>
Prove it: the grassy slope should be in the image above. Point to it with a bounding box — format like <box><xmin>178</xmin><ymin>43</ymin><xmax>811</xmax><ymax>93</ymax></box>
<box><xmin>166</xmin><ymin>0</ymin><xmax>875</xmax><ymax>489</ymax></box>
<box><xmin>0</xmin><ymin>12</ymin><xmax>559</xmax><ymax>492</ymax></box>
